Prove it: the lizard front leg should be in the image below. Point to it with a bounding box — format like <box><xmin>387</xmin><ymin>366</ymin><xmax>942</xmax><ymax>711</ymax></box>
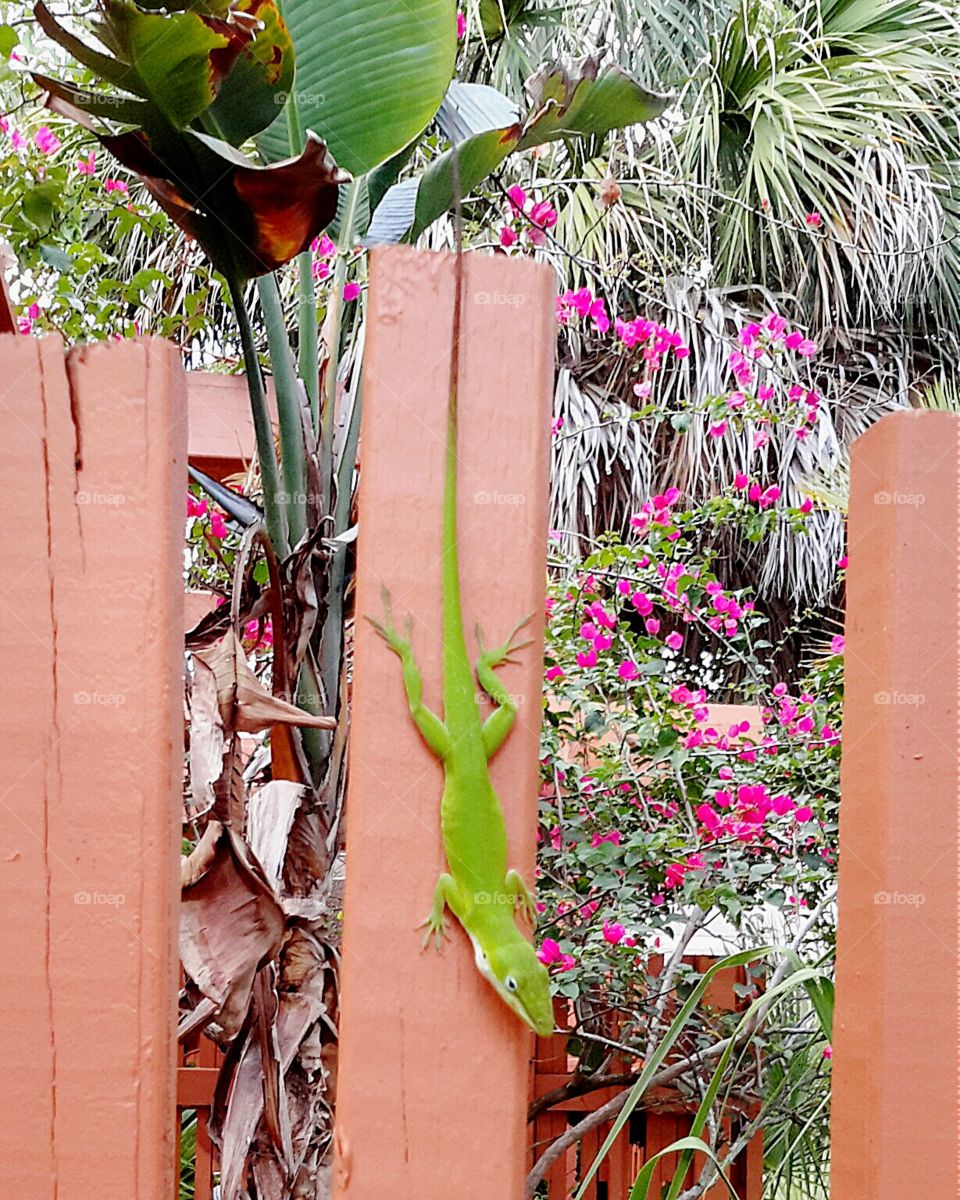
<box><xmin>417</xmin><ymin>872</ymin><xmax>460</xmax><ymax>949</ymax></box>
<box><xmin>368</xmin><ymin>587</ymin><xmax>452</xmax><ymax>758</ymax></box>
<box><xmin>505</xmin><ymin>868</ymin><xmax>538</xmax><ymax>928</ymax></box>
<box><xmin>475</xmin><ymin>615</ymin><xmax>533</xmax><ymax>759</ymax></box>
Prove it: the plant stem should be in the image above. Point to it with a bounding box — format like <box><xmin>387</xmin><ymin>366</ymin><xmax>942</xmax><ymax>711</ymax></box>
<box><xmin>298</xmin><ymin>254</ymin><xmax>320</xmax><ymax>427</ymax></box>
<box><xmin>257</xmin><ymin>272</ymin><xmax>308</xmax><ymax>548</ymax></box>
<box><xmin>227</xmin><ymin>272</ymin><xmax>288</xmax><ymax>555</ymax></box>
<box><xmin>320</xmin><ymin>178</ymin><xmax>361</xmax><ymax>514</ymax></box>
<box><xmin>279</xmin><ymin>75</ymin><xmax>321</xmax><ymax>430</ymax></box>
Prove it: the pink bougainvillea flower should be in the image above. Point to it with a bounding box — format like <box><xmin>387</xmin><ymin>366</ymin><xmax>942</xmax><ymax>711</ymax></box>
<box><xmin>104</xmin><ymin>178</ymin><xmax>129</xmax><ymax>194</ymax></box>
<box><xmin>456</xmin><ymin>9</ymin><xmax>466</xmax><ymax>37</ymax></box>
<box><xmin>631</xmin><ymin>591</ymin><xmax>653</xmax><ymax>616</ymax></box>
<box><xmin>823</xmin><ymin>1044</ymin><xmax>833</xmax><ymax>1060</ymax></box>
<box><xmin>312</xmin><ymin>260</ymin><xmax>331</xmax><ymax>281</ymax></box>
<box><xmin>618</xmin><ymin>660</ymin><xmax>639</xmax><ymax>681</ymax></box>
<box><xmin>593</xmin><ymin>633</ymin><xmax>612</xmax><ymax>651</ymax></box>
<box><xmin>551</xmin><ymin>416</ymin><xmax>564</xmax><ymax>435</ymax></box>
<box><xmin>34</xmin><ymin>126</ymin><xmax>61</xmax><ymax>155</ymax></box>
<box><xmin>244</xmin><ymin>617</ymin><xmax>273</xmax><ymax>648</ymax></box>
<box><xmin>544</xmin><ymin>665</ymin><xmax>564</xmax><ymax>683</ymax></box>
<box><xmin>837</xmin><ymin>555</ymin><xmax>848</xmax><ymax>569</ymax></box>
<box><xmin>591</xmin><ymin>830</ymin><xmax>621</xmax><ymax>848</ymax></box>
<box><xmin>664</xmin><ymin>862</ymin><xmax>686</xmax><ymax>889</ymax></box>
<box><xmin>644</xmin><ymin>617</ymin><xmax>661</xmax><ymax>635</ymax></box>
<box><xmin>709</xmin><ymin>421</ymin><xmax>728</xmax><ymax>438</ymax></box>
<box><xmin>10</xmin><ymin>129</ymin><xmax>26</xmax><ymax>151</ymax></box>
<box><xmin>633</xmin><ymin>380</ymin><xmax>652</xmax><ymax>399</ymax></box>
<box><xmin>602</xmin><ymin>920</ymin><xmax>626</xmax><ymax>944</ymax></box>
<box><xmin>76</xmin><ymin>151</ymin><xmax>96</xmax><ymax>175</ymax></box>
<box><xmin>799</xmin><ymin>497</ymin><xmax>814</xmax><ymax>513</ymax></box>
<box><xmin>797</xmin><ymin>338</ymin><xmax>817</xmax><ymax>357</ymax></box>
<box><xmin>665</xmin><ymin>632</ymin><xmax>683</xmax><ymax>651</ymax></box>
<box><xmin>506</xmin><ymin>184</ymin><xmax>527</xmax><ymax>213</ymax></box>
<box><xmin>186</xmin><ymin>494</ymin><xmax>208</xmax><ymax>519</ymax></box>
<box><xmin>734</xmin><ymin>472</ymin><xmax>749</xmax><ymax>489</ymax></box>
<box><xmin>529</xmin><ymin>199</ymin><xmax>558</xmax><ymax>230</ymax></box>
<box><xmin>537</xmin><ymin>938</ymin><xmax>562</xmax><ymax>965</ymax></box>
<box><xmin>499</xmin><ymin>224</ymin><xmax>518</xmax><ymax>248</ymax></box>
<box><xmin>794</xmin><ymin>806</ymin><xmax>814</xmax><ymax>823</ymax></box>
<box><xmin>209</xmin><ymin>511</ymin><xmax>228</xmax><ymax>539</ymax></box>
<box><xmin>696</xmin><ymin>804</ymin><xmax>722</xmax><ymax>834</ymax></box>
<box><xmin>806</xmin><ymin>212</ymin><xmax>822</xmax><ymax>227</ymax></box>
<box><xmin>831</xmin><ymin>635</ymin><xmax>845</xmax><ymax>654</ymax></box>
<box><xmin>343</xmin><ymin>282</ymin><xmax>361</xmax><ymax>301</ymax></box>
<box><xmin>576</xmin><ymin>648</ymin><xmax>598</xmax><ymax>669</ymax></box>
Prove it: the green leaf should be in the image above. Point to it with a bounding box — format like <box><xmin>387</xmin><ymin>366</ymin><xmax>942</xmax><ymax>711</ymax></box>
<box><xmin>258</xmin><ymin>0</ymin><xmax>456</xmax><ymax>175</ymax></box>
<box><xmin>22</xmin><ymin>182</ymin><xmax>62</xmax><ymax>233</ymax></box>
<box><xmin>107</xmin><ymin>4</ymin><xmax>229</xmax><ymax>129</ymax></box>
<box><xmin>407</xmin><ymin>63</ymin><xmax>668</xmax><ymax>240</ymax></box>
<box><xmin>629</xmin><ymin>1137</ymin><xmax>739</xmax><ymax>1200</ymax></box>
<box><xmin>803</xmin><ymin>976</ymin><xmax>834</xmax><ymax>1040</ymax></box>
<box><xmin>0</xmin><ymin>23</ymin><xmax>19</xmax><ymax>57</ymax></box>
<box><xmin>207</xmin><ymin>0</ymin><xmax>295</xmax><ymax>142</ymax></box>
<box><xmin>40</xmin><ymin>243</ymin><xmax>73</xmax><ymax>273</ymax></box>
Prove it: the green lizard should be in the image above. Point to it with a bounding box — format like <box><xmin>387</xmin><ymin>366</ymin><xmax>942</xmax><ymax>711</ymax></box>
<box><xmin>368</xmin><ymin>251</ymin><xmax>554</xmax><ymax>1038</ymax></box>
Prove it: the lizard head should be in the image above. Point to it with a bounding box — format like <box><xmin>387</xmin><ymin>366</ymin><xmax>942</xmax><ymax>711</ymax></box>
<box><xmin>480</xmin><ymin>936</ymin><xmax>554</xmax><ymax>1036</ymax></box>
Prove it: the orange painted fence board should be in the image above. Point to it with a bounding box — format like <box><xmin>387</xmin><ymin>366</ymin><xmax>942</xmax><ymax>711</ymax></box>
<box><xmin>0</xmin><ymin>337</ymin><xmax>185</xmax><ymax>1199</ymax></box>
<box><xmin>333</xmin><ymin>247</ymin><xmax>554</xmax><ymax>1198</ymax></box>
<box><xmin>830</xmin><ymin>410</ymin><xmax>959</xmax><ymax>1198</ymax></box>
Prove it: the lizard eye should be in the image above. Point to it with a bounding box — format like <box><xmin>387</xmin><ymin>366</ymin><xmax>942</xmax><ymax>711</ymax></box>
<box><xmin>505</xmin><ymin>975</ymin><xmax>518</xmax><ymax>992</ymax></box>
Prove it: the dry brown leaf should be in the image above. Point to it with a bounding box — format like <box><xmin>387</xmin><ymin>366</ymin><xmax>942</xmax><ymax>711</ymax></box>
<box><xmin>180</xmin><ymin>825</ymin><xmax>286</xmax><ymax>1040</ymax></box>
<box><xmin>218</xmin><ymin>988</ymin><xmax>328</xmax><ymax>1200</ymax></box>
<box><xmin>188</xmin><ymin>659</ymin><xmax>225</xmax><ymax>817</ymax></box>
<box><xmin>247</xmin><ymin>781</ymin><xmax>305</xmax><ymax>893</ymax></box>
<box><xmin>181</xmin><ymin>818</ymin><xmax>224</xmax><ymax>889</ymax></box>
<box><xmin>194</xmin><ymin>630</ymin><xmax>337</xmax><ymax>735</ymax></box>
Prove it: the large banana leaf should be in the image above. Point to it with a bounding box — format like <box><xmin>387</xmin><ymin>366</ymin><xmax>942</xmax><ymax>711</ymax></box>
<box><xmin>368</xmin><ymin>64</ymin><xmax>670</xmax><ymax>243</ymax></box>
<box><xmin>258</xmin><ymin>0</ymin><xmax>456</xmax><ymax>174</ymax></box>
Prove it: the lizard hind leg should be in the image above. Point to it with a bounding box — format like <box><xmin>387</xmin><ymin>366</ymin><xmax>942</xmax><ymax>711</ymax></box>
<box><xmin>475</xmin><ymin>614</ymin><xmax>535</xmax><ymax>758</ymax></box>
<box><xmin>417</xmin><ymin>872</ymin><xmax>460</xmax><ymax>950</ymax></box>
<box><xmin>366</xmin><ymin>589</ymin><xmax>451</xmax><ymax>758</ymax></box>
<box><xmin>505</xmin><ymin>868</ymin><xmax>538</xmax><ymax>928</ymax></box>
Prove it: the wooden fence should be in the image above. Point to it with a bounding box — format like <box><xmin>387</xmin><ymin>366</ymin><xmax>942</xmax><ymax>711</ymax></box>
<box><xmin>3</xmin><ymin>251</ymin><xmax>958</xmax><ymax>1200</ymax></box>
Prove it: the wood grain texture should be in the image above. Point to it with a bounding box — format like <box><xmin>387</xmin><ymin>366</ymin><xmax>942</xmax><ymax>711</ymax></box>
<box><xmin>0</xmin><ymin>337</ymin><xmax>185</xmax><ymax>1199</ymax></box>
<box><xmin>333</xmin><ymin>248</ymin><xmax>554</xmax><ymax>1198</ymax></box>
<box><xmin>831</xmin><ymin>410</ymin><xmax>959</xmax><ymax>1198</ymax></box>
